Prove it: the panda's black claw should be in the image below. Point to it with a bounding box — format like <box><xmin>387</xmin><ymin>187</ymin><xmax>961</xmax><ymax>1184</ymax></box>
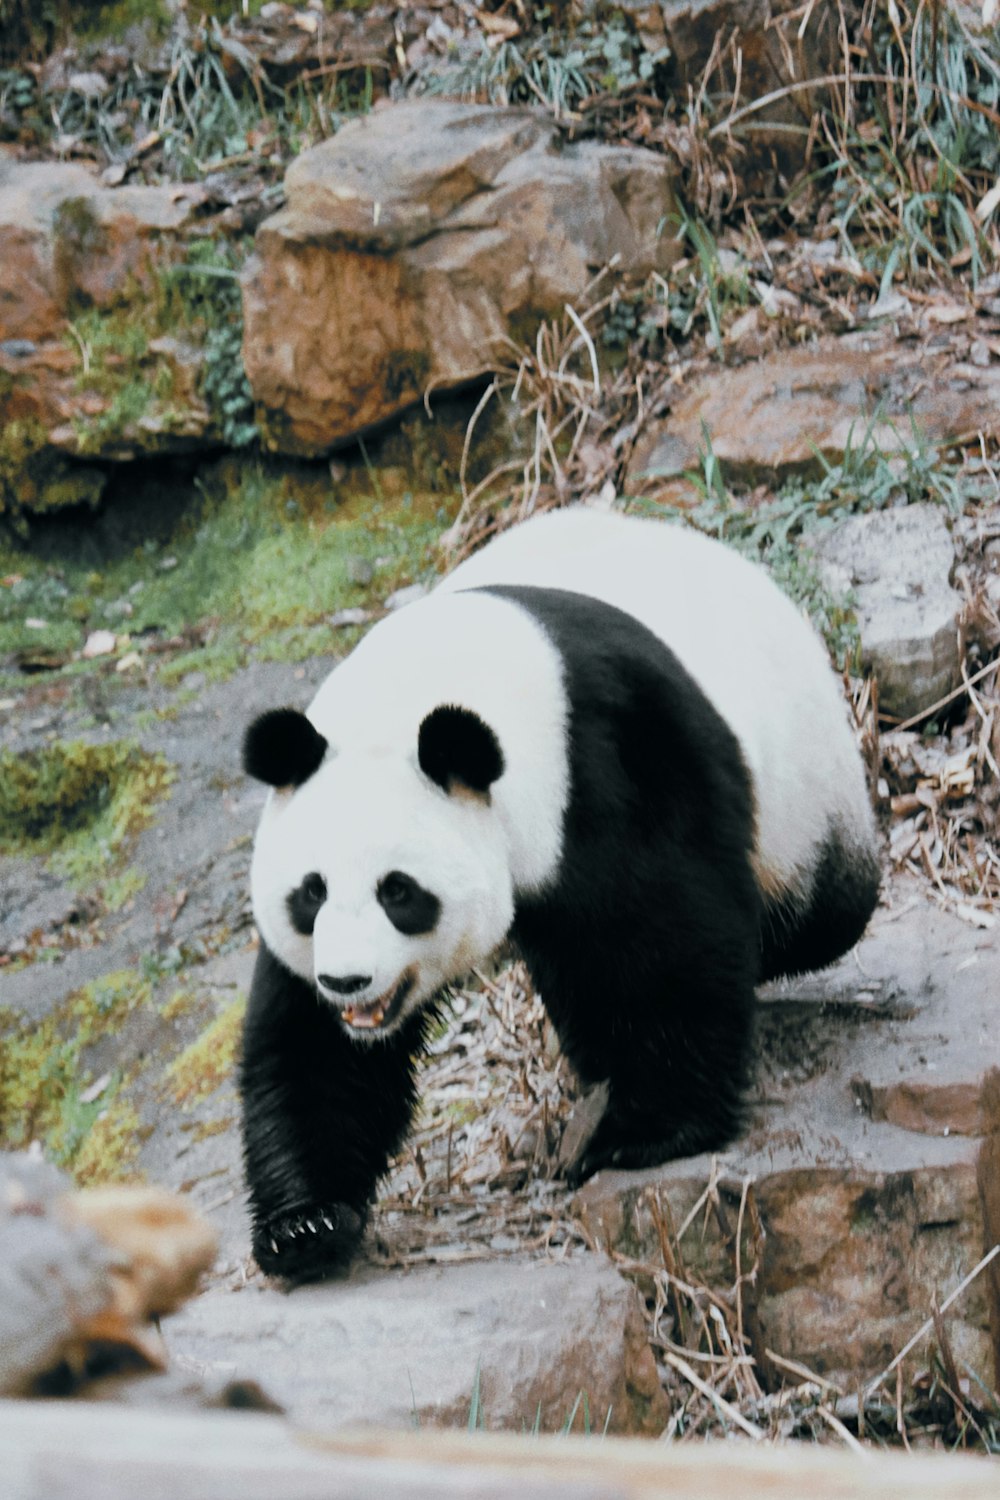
<box><xmin>253</xmin><ymin>1201</ymin><xmax>366</xmax><ymax>1283</ymax></box>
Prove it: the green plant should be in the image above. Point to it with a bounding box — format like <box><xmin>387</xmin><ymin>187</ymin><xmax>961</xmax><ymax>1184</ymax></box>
<box><xmin>793</xmin><ymin>4</ymin><xmax>1000</xmax><ymax>282</ymax></box>
<box><xmin>34</xmin><ymin>13</ymin><xmax>373</xmax><ymax>182</ymax></box>
<box><xmin>163</xmin><ymin>240</ymin><xmax>257</xmax><ymax>447</ymax></box>
<box><xmin>423</xmin><ymin>16</ymin><xmax>668</xmax><ymax>115</ymax></box>
<box><xmin>0</xmin><ymin>968</ymin><xmax>151</xmax><ymax>1173</ymax></box>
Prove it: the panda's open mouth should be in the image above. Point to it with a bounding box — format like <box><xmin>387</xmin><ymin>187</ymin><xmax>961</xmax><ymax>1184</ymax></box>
<box><xmin>340</xmin><ymin>971</ymin><xmax>414</xmax><ymax>1033</ymax></box>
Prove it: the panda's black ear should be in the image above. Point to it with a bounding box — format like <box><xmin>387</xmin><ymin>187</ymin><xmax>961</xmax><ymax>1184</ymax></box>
<box><xmin>418</xmin><ymin>705</ymin><xmax>504</xmax><ymax>795</ymax></box>
<box><xmin>243</xmin><ymin>708</ymin><xmax>328</xmax><ymax>788</ymax></box>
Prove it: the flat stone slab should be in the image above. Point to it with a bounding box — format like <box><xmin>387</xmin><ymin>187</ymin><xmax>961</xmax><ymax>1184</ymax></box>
<box><xmin>627</xmin><ymin>335</ymin><xmax>1000</xmax><ymax>487</ymax></box>
<box><xmin>164</xmin><ymin>1255</ymin><xmax>666</xmax><ymax>1434</ymax></box>
<box><xmin>573</xmin><ymin>888</ymin><xmax>1000</xmax><ymax>1389</ymax></box>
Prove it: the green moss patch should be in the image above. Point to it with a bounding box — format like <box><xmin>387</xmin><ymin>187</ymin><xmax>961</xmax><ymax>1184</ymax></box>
<box><xmin>63</xmin><ymin>235</ymin><xmax>255</xmax><ymax>461</ymax></box>
<box><xmin>0</xmin><ymin>418</ymin><xmax>462</xmax><ymax>678</ymax></box>
<box><xmin>0</xmin><ymin>738</ymin><xmax>174</xmax><ymax>883</ymax></box>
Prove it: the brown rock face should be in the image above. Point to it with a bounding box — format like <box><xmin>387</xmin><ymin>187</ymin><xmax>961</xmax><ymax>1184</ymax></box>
<box><xmin>242</xmin><ymin>101</ymin><xmax>680</xmax><ymax>454</ymax></box>
<box><xmin>628</xmin><ymin>336</ymin><xmax>1000</xmax><ymax>488</ymax></box>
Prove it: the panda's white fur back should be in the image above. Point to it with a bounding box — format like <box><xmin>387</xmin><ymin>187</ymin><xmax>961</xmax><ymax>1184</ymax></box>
<box><xmin>305</xmin><ymin>506</ymin><xmax>875</xmax><ymax>910</ymax></box>
<box><xmin>436</xmin><ymin>508</ymin><xmax>875</xmax><ymax>903</ymax></box>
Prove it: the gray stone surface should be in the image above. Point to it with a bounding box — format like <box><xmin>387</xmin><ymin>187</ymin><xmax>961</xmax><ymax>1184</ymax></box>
<box><xmin>164</xmin><ymin>1255</ymin><xmax>666</xmax><ymax>1434</ymax></box>
<box><xmin>812</xmin><ymin>504</ymin><xmax>962</xmax><ymax>719</ymax></box>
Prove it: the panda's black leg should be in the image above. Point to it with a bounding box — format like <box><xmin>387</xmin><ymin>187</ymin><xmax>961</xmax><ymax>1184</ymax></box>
<box><xmin>517</xmin><ymin>903</ymin><xmax>758</xmax><ymax>1191</ymax></box>
<box><xmin>559</xmin><ymin>992</ymin><xmax>755</xmax><ymax>1189</ymax></box>
<box><xmin>240</xmin><ymin>943</ymin><xmax>425</xmax><ymax>1283</ymax></box>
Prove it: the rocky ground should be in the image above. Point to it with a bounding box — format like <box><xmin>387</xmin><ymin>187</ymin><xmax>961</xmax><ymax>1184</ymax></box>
<box><xmin>2</xmin><ymin>0</ymin><xmax>1000</xmax><ymax>1456</ymax></box>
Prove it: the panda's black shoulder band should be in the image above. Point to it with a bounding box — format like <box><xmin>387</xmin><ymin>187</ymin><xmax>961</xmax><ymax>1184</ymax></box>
<box><xmin>418</xmin><ymin>704</ymin><xmax>504</xmax><ymax>795</ymax></box>
<box><xmin>243</xmin><ymin>708</ymin><xmax>328</xmax><ymax>788</ymax></box>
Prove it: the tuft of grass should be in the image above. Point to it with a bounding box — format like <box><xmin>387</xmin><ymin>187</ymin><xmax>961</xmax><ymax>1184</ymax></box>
<box><xmin>72</xmin><ymin>1095</ymin><xmax>146</xmax><ymax>1185</ymax></box>
<box><xmin>160</xmin><ymin>239</ymin><xmax>257</xmax><ymax>449</ymax></box>
<box><xmin>778</xmin><ymin>3</ymin><xmax>1000</xmax><ymax>283</ymax></box>
<box><xmin>421</xmin><ymin>17</ymin><xmax>667</xmax><ymax>116</ymax></box>
<box><xmin>5</xmin><ymin>12</ymin><xmax>375</xmax><ymax>184</ymax></box>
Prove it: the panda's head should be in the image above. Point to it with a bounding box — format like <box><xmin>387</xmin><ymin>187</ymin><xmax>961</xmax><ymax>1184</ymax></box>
<box><xmin>242</xmin><ymin>704</ymin><xmax>512</xmax><ymax>1040</ymax></box>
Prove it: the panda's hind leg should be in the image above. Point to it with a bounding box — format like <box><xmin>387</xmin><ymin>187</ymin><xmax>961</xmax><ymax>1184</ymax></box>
<box><xmin>758</xmin><ymin>826</ymin><xmax>881</xmax><ymax>984</ymax></box>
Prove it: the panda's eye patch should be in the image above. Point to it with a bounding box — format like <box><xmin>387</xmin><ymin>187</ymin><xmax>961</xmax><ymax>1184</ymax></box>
<box><xmin>377</xmin><ymin>871</ymin><xmax>441</xmax><ymax>937</ymax></box>
<box><xmin>287</xmin><ymin>871</ymin><xmax>327</xmax><ymax>936</ymax></box>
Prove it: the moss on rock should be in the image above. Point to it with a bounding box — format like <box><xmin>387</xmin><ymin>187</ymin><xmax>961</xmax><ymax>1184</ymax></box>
<box><xmin>0</xmin><ymin>969</ymin><xmax>152</xmax><ymax>1178</ymax></box>
<box><xmin>0</xmin><ymin>738</ymin><xmax>174</xmax><ymax>884</ymax></box>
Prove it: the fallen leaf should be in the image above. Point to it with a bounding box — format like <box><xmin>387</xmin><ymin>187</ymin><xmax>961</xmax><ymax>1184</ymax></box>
<box><xmin>479</xmin><ymin>12</ymin><xmax>521</xmax><ymax>37</ymax></box>
<box><xmin>926</xmin><ymin>301</ymin><xmax>969</xmax><ymax>325</ymax></box>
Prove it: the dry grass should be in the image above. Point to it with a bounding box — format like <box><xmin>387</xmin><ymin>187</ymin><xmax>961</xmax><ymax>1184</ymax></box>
<box><xmin>374</xmin><ymin>961</ymin><xmax>587</xmax><ymax>1268</ymax></box>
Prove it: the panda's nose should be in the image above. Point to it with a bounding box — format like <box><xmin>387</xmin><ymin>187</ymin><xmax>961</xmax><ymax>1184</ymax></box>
<box><xmin>318</xmin><ymin>973</ymin><xmax>372</xmax><ymax>996</ymax></box>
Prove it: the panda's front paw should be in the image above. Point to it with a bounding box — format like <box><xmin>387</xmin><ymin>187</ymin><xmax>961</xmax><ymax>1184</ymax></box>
<box><xmin>252</xmin><ymin>1202</ymin><xmax>365</xmax><ymax>1283</ymax></box>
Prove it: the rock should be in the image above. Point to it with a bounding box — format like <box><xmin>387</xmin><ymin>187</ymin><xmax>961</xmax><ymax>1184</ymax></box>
<box><xmin>0</xmin><ymin>155</ymin><xmax>202</xmax><ymax>342</ymax></box>
<box><xmin>811</xmin><ymin>504</ymin><xmax>961</xmax><ymax>720</ymax></box>
<box><xmin>242</xmin><ymin>101</ymin><xmax>680</xmax><ymax>454</ymax></box>
<box><xmin>385</xmin><ymin>582</ymin><xmax>428</xmax><ymax>611</ymax></box>
<box><xmin>164</xmin><ymin>1255</ymin><xmax>667</xmax><ymax>1435</ymax></box>
<box><xmin>0</xmin><ymin>153</ymin><xmax>211</xmax><ymax>503</ymax></box>
<box><xmin>627</xmin><ymin>336</ymin><xmax>1000</xmax><ymax>489</ymax></box>
<box><xmin>0</xmin><ymin>1153</ymin><xmax>217</xmax><ymax>1395</ymax></box>
<box><xmin>572</xmin><ymin>894</ymin><xmax>1000</xmax><ymax>1391</ymax></box>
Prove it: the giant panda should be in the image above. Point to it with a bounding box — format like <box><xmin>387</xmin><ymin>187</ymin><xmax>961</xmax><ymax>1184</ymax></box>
<box><xmin>240</xmin><ymin>507</ymin><xmax>879</xmax><ymax>1281</ymax></box>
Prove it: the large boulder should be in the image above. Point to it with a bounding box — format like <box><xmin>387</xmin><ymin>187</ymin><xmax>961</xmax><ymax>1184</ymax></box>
<box><xmin>165</xmin><ymin>1255</ymin><xmax>667</xmax><ymax>1434</ymax></box>
<box><xmin>242</xmin><ymin>101</ymin><xmax>680</xmax><ymax>453</ymax></box>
